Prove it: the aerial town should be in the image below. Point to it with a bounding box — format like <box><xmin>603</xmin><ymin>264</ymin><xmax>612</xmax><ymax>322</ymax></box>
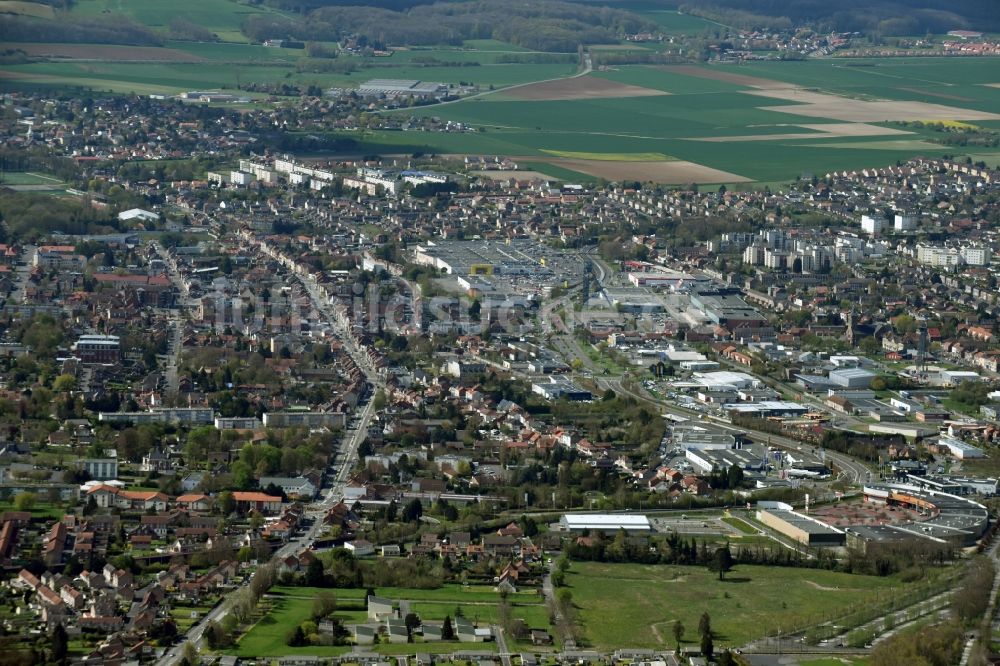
<box><xmin>2</xmin><ymin>1</ymin><xmax>1000</xmax><ymax>666</ymax></box>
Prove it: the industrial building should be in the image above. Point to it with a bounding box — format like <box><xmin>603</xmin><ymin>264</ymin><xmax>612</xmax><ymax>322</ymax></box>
<box><xmin>356</xmin><ymin>79</ymin><xmax>448</xmax><ymax>97</ymax></box>
<box><xmin>413</xmin><ymin>239</ymin><xmax>566</xmax><ymax>278</ymax></box>
<box><xmin>685</xmin><ymin>446</ymin><xmax>767</xmax><ymax>474</ymax></box>
<box><xmin>756</xmin><ymin>508</ymin><xmax>846</xmax><ymax>547</ymax></box>
<box><xmin>937</xmin><ymin>436</ymin><xmax>985</xmax><ymax>459</ymax></box>
<box><xmin>689</xmin><ymin>288</ymin><xmax>767</xmax><ymax>327</ymax></box>
<box><xmin>531</xmin><ymin>377</ymin><xmax>592</xmax><ymax>401</ymax></box>
<box><xmin>558</xmin><ymin>514</ymin><xmax>652</xmax><ymax>534</ymax></box>
<box><xmin>828</xmin><ymin>367</ymin><xmax>877</xmax><ymax>389</ymax></box>
<box><xmin>727</xmin><ymin>401</ymin><xmax>809</xmax><ymax>418</ymax></box>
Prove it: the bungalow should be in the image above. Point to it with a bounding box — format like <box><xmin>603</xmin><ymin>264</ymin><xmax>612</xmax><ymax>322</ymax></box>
<box><xmin>175</xmin><ymin>494</ymin><xmax>212</xmax><ymax>512</ymax></box>
<box><xmin>232</xmin><ymin>491</ymin><xmax>282</xmax><ymax>515</ymax></box>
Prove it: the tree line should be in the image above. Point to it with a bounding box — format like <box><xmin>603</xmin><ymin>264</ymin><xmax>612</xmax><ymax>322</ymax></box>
<box><xmin>243</xmin><ymin>0</ymin><xmax>658</xmax><ymax>52</ymax></box>
<box><xmin>0</xmin><ymin>14</ymin><xmax>164</xmax><ymax>46</ymax></box>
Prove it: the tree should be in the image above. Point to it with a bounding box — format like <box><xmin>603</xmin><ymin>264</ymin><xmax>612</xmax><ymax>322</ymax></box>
<box><xmin>51</xmin><ymin>624</ymin><xmax>68</xmax><ymax>665</ymax></box>
<box><xmin>698</xmin><ymin>612</ymin><xmax>711</xmax><ymax>638</ymax></box>
<box><xmin>859</xmin><ymin>336</ymin><xmax>880</xmax><ymax>355</ymax></box>
<box><xmin>305</xmin><ymin>558</ymin><xmax>326</xmax><ymax>587</ymax></box>
<box><xmin>402</xmin><ymin>498</ymin><xmax>423</xmax><ymax>522</ymax></box>
<box><xmin>286</xmin><ymin>625</ymin><xmax>306</xmax><ymax>647</ymax></box>
<box><xmin>717</xmin><ymin>649</ymin><xmax>735</xmax><ymax>666</ymax></box>
<box><xmin>53</xmin><ymin>374</ymin><xmax>76</xmax><ymax>392</ymax></box>
<box><xmin>442</xmin><ymin>615</ymin><xmax>455</xmax><ymax>640</ymax></box>
<box><xmin>709</xmin><ymin>545</ymin><xmax>734</xmax><ymax>581</ymax></box>
<box><xmin>181</xmin><ymin>641</ymin><xmax>198</xmax><ymax>666</ymax></box>
<box><xmin>312</xmin><ymin>590</ymin><xmax>337</xmax><ymax>620</ymax></box>
<box><xmin>700</xmin><ymin>631</ymin><xmax>714</xmax><ymax>660</ymax></box>
<box><xmin>249</xmin><ymin>511</ymin><xmax>264</xmax><ymax>531</ymax></box>
<box><xmin>218</xmin><ymin>491</ymin><xmax>235</xmax><ymax>515</ymax></box>
<box><xmin>405</xmin><ymin>612</ymin><xmax>421</xmax><ymax>634</ymax></box>
<box><xmin>671</xmin><ymin>619</ymin><xmax>684</xmax><ymax>652</ymax></box>
<box><xmin>13</xmin><ymin>492</ymin><xmax>36</xmax><ymax>512</ymax></box>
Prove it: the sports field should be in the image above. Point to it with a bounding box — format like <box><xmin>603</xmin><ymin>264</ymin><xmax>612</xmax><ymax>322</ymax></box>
<box><xmin>567</xmin><ymin>562</ymin><xmax>924</xmax><ymax>650</ymax></box>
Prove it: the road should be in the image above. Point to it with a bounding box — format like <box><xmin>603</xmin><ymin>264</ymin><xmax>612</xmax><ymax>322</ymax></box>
<box><xmin>157</xmin><ymin>251</ymin><xmax>385</xmax><ymax>666</ymax></box>
<box><xmin>150</xmin><ymin>242</ymin><xmax>191</xmax><ymax>396</ymax></box>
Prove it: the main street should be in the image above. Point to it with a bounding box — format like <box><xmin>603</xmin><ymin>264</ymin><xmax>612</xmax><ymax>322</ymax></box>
<box><xmin>158</xmin><ymin>252</ymin><xmax>385</xmax><ymax>666</ymax></box>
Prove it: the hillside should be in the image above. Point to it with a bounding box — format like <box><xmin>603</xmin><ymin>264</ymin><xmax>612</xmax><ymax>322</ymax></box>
<box><xmin>650</xmin><ymin>0</ymin><xmax>1000</xmax><ymax>35</ymax></box>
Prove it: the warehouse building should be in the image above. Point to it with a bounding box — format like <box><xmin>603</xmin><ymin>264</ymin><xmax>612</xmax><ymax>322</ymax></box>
<box><xmin>828</xmin><ymin>367</ymin><xmax>877</xmax><ymax>389</ymax></box>
<box><xmin>686</xmin><ymin>446</ymin><xmax>767</xmax><ymax>474</ymax></box>
<box><xmin>558</xmin><ymin>514</ymin><xmax>652</xmax><ymax>535</ymax></box>
<box><xmin>756</xmin><ymin>508</ymin><xmax>846</xmax><ymax>547</ymax></box>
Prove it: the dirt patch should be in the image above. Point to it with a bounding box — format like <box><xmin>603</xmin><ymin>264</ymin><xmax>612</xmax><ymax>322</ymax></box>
<box><xmin>504</xmin><ymin>76</ymin><xmax>668</xmax><ymax>101</ymax></box>
<box><xmin>542</xmin><ymin>157</ymin><xmax>749</xmax><ymax>183</ymax></box>
<box><xmin>746</xmin><ymin>88</ymin><xmax>1000</xmax><ymax>122</ymax></box>
<box><xmin>805</xmin><ymin>580</ymin><xmax>841</xmax><ymax>592</ymax></box>
<box><xmin>692</xmin><ymin>122</ymin><xmax>912</xmax><ymax>142</ymax></box>
<box><xmin>896</xmin><ymin>86</ymin><xmax>975</xmax><ymax>102</ymax></box>
<box><xmin>9</xmin><ymin>43</ymin><xmax>204</xmax><ymax>62</ymax></box>
<box><xmin>656</xmin><ymin>65</ymin><xmax>794</xmax><ymax>89</ymax></box>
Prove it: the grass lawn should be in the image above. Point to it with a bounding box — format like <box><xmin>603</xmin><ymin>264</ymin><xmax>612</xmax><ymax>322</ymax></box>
<box><xmin>721</xmin><ymin>515</ymin><xmax>758</xmax><ymax>535</ymax></box>
<box><xmin>170</xmin><ymin>603</ymin><xmax>216</xmax><ymax>631</ymax></box>
<box><xmin>0</xmin><ymin>500</ymin><xmax>70</xmax><ymax>521</ymax></box>
<box><xmin>272</xmin><ymin>584</ymin><xmax>539</xmax><ymax>604</ymax></box>
<box><xmin>232</xmin><ymin>586</ymin><xmax>516</xmax><ymax>657</ymax></box>
<box><xmin>568</xmin><ymin>562</ymin><xmax>918</xmax><ymax>650</ymax></box>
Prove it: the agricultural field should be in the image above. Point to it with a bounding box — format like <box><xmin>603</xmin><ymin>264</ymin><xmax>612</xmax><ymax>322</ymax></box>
<box><xmin>392</xmin><ymin>58</ymin><xmax>1000</xmax><ymax>183</ymax></box>
<box><xmin>0</xmin><ymin>49</ymin><xmax>575</xmax><ymax>98</ymax></box>
<box><xmin>567</xmin><ymin>562</ymin><xmax>925</xmax><ymax>651</ymax></box>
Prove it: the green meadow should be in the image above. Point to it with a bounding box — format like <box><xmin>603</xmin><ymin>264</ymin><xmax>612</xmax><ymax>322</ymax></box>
<box><xmin>568</xmin><ymin>562</ymin><xmax>924</xmax><ymax>650</ymax></box>
<box><xmin>229</xmin><ymin>585</ymin><xmax>544</xmax><ymax>657</ymax></box>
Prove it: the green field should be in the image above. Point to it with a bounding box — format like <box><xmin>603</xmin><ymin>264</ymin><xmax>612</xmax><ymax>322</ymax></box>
<box><xmin>637</xmin><ymin>9</ymin><xmax>726</xmax><ymax>34</ymax></box>
<box><xmin>568</xmin><ymin>562</ymin><xmax>920</xmax><ymax>650</ymax></box>
<box><xmin>230</xmin><ymin>585</ymin><xmax>531</xmax><ymax>657</ymax></box>
<box><xmin>0</xmin><ymin>171</ymin><xmax>64</xmax><ymax>186</ymax></box>
<box><xmin>0</xmin><ymin>58</ymin><xmax>575</xmax><ymax>97</ymax></box>
<box><xmin>369</xmin><ymin>58</ymin><xmax>1000</xmax><ymax>182</ymax></box>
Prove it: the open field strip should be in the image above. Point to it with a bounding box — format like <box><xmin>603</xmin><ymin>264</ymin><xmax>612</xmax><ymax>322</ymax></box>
<box><xmin>540</xmin><ymin>150</ymin><xmax>675</xmax><ymax>161</ymax></box>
